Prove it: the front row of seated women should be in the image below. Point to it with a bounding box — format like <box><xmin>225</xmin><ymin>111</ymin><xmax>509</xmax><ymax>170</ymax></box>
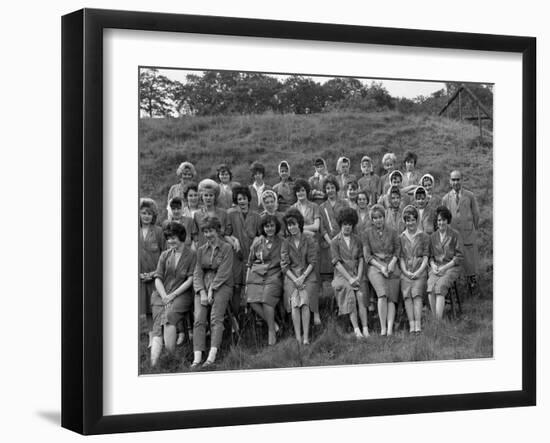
<box><xmin>144</xmin><ymin>200</ymin><xmax>463</xmax><ymax>368</ymax></box>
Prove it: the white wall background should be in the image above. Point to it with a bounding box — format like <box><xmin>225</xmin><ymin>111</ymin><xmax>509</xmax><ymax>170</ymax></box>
<box><xmin>0</xmin><ymin>1</ymin><xmax>545</xmax><ymax>441</ymax></box>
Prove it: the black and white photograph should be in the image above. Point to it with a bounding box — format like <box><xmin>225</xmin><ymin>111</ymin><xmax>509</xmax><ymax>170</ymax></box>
<box><xmin>138</xmin><ymin>67</ymin><xmax>494</xmax><ymax>374</ymax></box>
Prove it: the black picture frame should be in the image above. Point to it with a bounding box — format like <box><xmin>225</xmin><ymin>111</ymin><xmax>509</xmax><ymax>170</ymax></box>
<box><xmin>61</xmin><ymin>8</ymin><xmax>536</xmax><ymax>435</ymax></box>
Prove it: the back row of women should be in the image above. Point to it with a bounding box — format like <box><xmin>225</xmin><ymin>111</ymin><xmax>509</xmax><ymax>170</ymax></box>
<box><xmin>140</xmin><ymin>152</ymin><xmax>475</xmax><ymax>369</ymax></box>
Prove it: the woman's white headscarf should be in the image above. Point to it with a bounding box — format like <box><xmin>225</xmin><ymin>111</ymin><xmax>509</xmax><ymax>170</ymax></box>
<box><xmin>260</xmin><ymin>189</ymin><xmax>279</xmax><ymax>212</ymax></box>
<box><xmin>419</xmin><ymin>173</ymin><xmax>435</xmax><ymax>187</ymax></box>
<box><xmin>336</xmin><ymin>156</ymin><xmax>350</xmax><ymax>174</ymax></box>
<box><xmin>278</xmin><ymin>160</ymin><xmax>290</xmax><ymax>177</ymax></box>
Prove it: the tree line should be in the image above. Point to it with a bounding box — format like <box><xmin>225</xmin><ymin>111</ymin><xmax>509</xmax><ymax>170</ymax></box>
<box><xmin>139</xmin><ymin>68</ymin><xmax>493</xmax><ymax>118</ymax></box>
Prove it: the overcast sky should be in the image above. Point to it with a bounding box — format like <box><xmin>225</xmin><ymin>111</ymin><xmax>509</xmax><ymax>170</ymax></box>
<box><xmin>155</xmin><ymin>68</ymin><xmax>447</xmax><ymax>100</ymax></box>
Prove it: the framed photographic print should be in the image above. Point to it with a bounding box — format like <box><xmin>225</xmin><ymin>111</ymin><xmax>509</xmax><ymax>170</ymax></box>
<box><xmin>61</xmin><ymin>8</ymin><xmax>536</xmax><ymax>435</ymax></box>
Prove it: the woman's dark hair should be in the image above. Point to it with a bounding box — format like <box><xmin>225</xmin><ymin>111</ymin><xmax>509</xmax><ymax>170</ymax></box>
<box><xmin>346</xmin><ymin>179</ymin><xmax>359</xmax><ymax>190</ymax></box>
<box><xmin>232</xmin><ymin>185</ymin><xmax>252</xmax><ymax>205</ymax></box>
<box><xmin>404</xmin><ymin>151</ymin><xmax>418</xmax><ymax>165</ymax></box>
<box><xmin>183</xmin><ymin>182</ymin><xmax>198</xmax><ymax>199</ymax></box>
<box><xmin>169</xmin><ymin>197</ymin><xmax>183</xmax><ymax>209</ymax></box>
<box><xmin>201</xmin><ymin>216</ymin><xmax>222</xmax><ymax>233</ymax></box>
<box><xmin>322</xmin><ymin>175</ymin><xmax>340</xmax><ymax>193</ymax></box>
<box><xmin>292</xmin><ymin>178</ymin><xmax>311</xmax><ymax>198</ymax></box>
<box><xmin>260</xmin><ymin>214</ymin><xmax>281</xmax><ymax>235</ymax></box>
<box><xmin>283</xmin><ymin>208</ymin><xmax>304</xmax><ymax>233</ymax></box>
<box><xmin>389</xmin><ymin>185</ymin><xmax>401</xmax><ymax>197</ymax></box>
<box><xmin>357</xmin><ymin>190</ymin><xmax>369</xmax><ymax>205</ymax></box>
<box><xmin>414</xmin><ymin>187</ymin><xmax>427</xmax><ymax>198</ymax></box>
<box><xmin>402</xmin><ymin>206</ymin><xmax>419</xmax><ymax>221</ymax></box>
<box><xmin>250</xmin><ymin>161</ymin><xmax>265</xmax><ymax>177</ymax></box>
<box><xmin>337</xmin><ymin>207</ymin><xmax>359</xmax><ymax>227</ymax></box>
<box><xmin>163</xmin><ymin>221</ymin><xmax>187</xmax><ymax>242</ymax></box>
<box><xmin>217</xmin><ymin>163</ymin><xmax>233</xmax><ymax>181</ymax></box>
<box><xmin>435</xmin><ymin>205</ymin><xmax>452</xmax><ymax>224</ymax></box>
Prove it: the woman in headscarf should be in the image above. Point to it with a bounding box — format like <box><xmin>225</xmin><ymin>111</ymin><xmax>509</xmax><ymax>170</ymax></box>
<box><xmin>216</xmin><ymin>163</ymin><xmax>240</xmax><ymax>210</ymax></box>
<box><xmin>290</xmin><ymin>178</ymin><xmax>322</xmax><ymax>326</ymax></box>
<box><xmin>225</xmin><ymin>186</ymin><xmax>262</xmax><ymax>316</ymax></box>
<box><xmin>413</xmin><ymin>186</ymin><xmax>435</xmax><ymax>234</ymax></box>
<box><xmin>149</xmin><ymin>222</ymin><xmax>196</xmax><ymax>367</ymax></box>
<box><xmin>281</xmin><ymin>209</ymin><xmax>318</xmax><ymax>345</ymax></box>
<box><xmin>166</xmin><ymin>161</ymin><xmax>197</xmax><ymax>214</ymax></box>
<box><xmin>330</xmin><ymin>208</ymin><xmax>369</xmax><ymax>339</ymax></box>
<box><xmin>399</xmin><ymin>205</ymin><xmax>429</xmax><ymax>333</ymax></box>
<box><xmin>272</xmin><ymin>160</ymin><xmax>296</xmax><ymax>212</ymax></box>
<box><xmin>427</xmin><ymin>206</ymin><xmax>464</xmax><ymax>320</ymax></box>
<box><xmin>308</xmin><ymin>157</ymin><xmax>329</xmax><ymax>205</ymax></box>
<box><xmin>192</xmin><ymin>216</ymin><xmax>234</xmax><ymax>368</ymax></box>
<box><xmin>358</xmin><ymin>155</ymin><xmax>380</xmax><ymax>205</ymax></box>
<box><xmin>192</xmin><ymin>179</ymin><xmax>229</xmax><ymax>248</ymax></box>
<box><xmin>139</xmin><ymin>198</ymin><xmax>165</xmax><ymax>347</ymax></box>
<box><xmin>336</xmin><ymin>156</ymin><xmax>357</xmax><ymax>199</ymax></box>
<box><xmin>419</xmin><ymin>173</ymin><xmax>440</xmax><ymax>211</ymax></box>
<box><xmin>363</xmin><ymin>204</ymin><xmax>401</xmax><ymax>336</ymax></box>
<box><xmin>385</xmin><ymin>185</ymin><xmax>406</xmax><ymax>234</ymax></box>
<box><xmin>259</xmin><ymin>189</ymin><xmax>286</xmax><ymax>235</ymax></box>
<box><xmin>248</xmin><ymin>161</ymin><xmax>271</xmax><ymax>213</ymax></box>
<box><xmin>245</xmin><ymin>214</ymin><xmax>284</xmax><ymax>345</ymax></box>
<box><xmin>378</xmin><ymin>170</ymin><xmax>413</xmax><ymax>209</ymax></box>
<box><xmin>319</xmin><ymin>175</ymin><xmax>349</xmax><ymax>277</ymax></box>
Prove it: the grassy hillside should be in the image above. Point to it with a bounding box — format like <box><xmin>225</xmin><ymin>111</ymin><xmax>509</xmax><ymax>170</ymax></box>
<box><xmin>139</xmin><ymin>111</ymin><xmax>493</xmax><ymax>261</ymax></box>
<box><xmin>138</xmin><ymin>110</ymin><xmax>493</xmax><ymax>374</ymax></box>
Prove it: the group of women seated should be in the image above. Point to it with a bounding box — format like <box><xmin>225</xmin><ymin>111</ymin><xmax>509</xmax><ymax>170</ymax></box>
<box><xmin>139</xmin><ymin>152</ymin><xmax>465</xmax><ymax>369</ymax></box>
